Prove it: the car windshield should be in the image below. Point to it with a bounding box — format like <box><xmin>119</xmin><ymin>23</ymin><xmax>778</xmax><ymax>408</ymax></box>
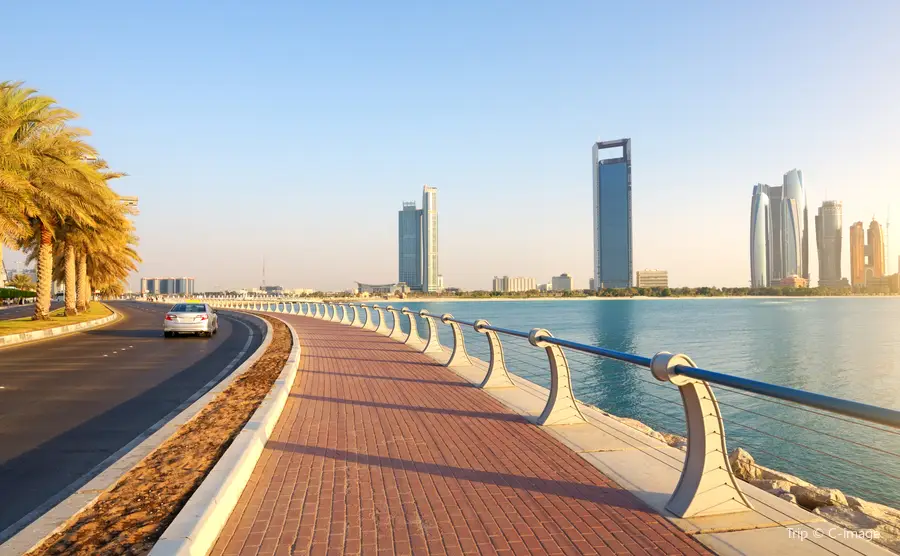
<box><xmin>171</xmin><ymin>304</ymin><xmax>206</xmax><ymax>313</ymax></box>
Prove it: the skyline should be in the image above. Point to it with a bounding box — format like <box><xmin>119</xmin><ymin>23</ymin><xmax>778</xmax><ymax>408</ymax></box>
<box><xmin>3</xmin><ymin>2</ymin><xmax>900</xmax><ymax>291</ymax></box>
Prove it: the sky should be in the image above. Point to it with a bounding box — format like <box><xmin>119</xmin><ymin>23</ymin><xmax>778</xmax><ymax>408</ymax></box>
<box><xmin>2</xmin><ymin>1</ymin><xmax>899</xmax><ymax>291</ymax></box>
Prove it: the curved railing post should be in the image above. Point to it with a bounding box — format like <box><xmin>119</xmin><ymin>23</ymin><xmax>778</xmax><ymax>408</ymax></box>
<box><xmin>385</xmin><ymin>306</ymin><xmax>405</xmax><ymax>340</ymax></box>
<box><xmin>300</xmin><ymin>302</ymin><xmax>307</xmax><ymax>316</ymax></box>
<box><xmin>313</xmin><ymin>303</ymin><xmax>322</xmax><ymax>319</ymax></box>
<box><xmin>349</xmin><ymin>304</ymin><xmax>363</xmax><ymax>327</ymax></box>
<box><xmin>330</xmin><ymin>303</ymin><xmax>341</xmax><ymax>323</ymax></box>
<box><xmin>442</xmin><ymin>314</ymin><xmax>472</xmax><ymax>367</ymax></box>
<box><xmin>529</xmin><ymin>328</ymin><xmax>586</xmax><ymax>426</ymax></box>
<box><xmin>419</xmin><ymin>310</ymin><xmax>443</xmax><ymax>353</ymax></box>
<box><xmin>362</xmin><ymin>305</ymin><xmax>375</xmax><ymax>330</ymax></box>
<box><xmin>373</xmin><ymin>305</ymin><xmax>388</xmax><ymax>334</ymax></box>
<box><xmin>650</xmin><ymin>352</ymin><xmax>754</xmax><ymax>517</ymax></box>
<box><xmin>402</xmin><ymin>308</ymin><xmax>421</xmax><ymax>345</ymax></box>
<box><xmin>339</xmin><ymin>303</ymin><xmax>351</xmax><ymax>325</ymax></box>
<box><xmin>474</xmin><ymin>320</ymin><xmax>514</xmax><ymax>388</ymax></box>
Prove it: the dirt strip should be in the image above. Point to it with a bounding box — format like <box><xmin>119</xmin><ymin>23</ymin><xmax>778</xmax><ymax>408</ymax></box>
<box><xmin>29</xmin><ymin>315</ymin><xmax>291</xmax><ymax>556</ymax></box>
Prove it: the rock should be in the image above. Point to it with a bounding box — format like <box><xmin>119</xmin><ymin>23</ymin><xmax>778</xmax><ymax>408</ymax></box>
<box><xmin>757</xmin><ymin>466</ymin><xmax>811</xmax><ymax>488</ymax></box>
<box><xmin>661</xmin><ymin>433</ymin><xmax>688</xmax><ymax>451</ymax></box>
<box><xmin>769</xmin><ymin>488</ymin><xmax>797</xmax><ymax>504</ymax></box>
<box><xmin>847</xmin><ymin>496</ymin><xmax>900</xmax><ymax>521</ymax></box>
<box><xmin>814</xmin><ymin>505</ymin><xmax>900</xmax><ymax>553</ymax></box>
<box><xmin>616</xmin><ymin>417</ymin><xmax>667</xmax><ymax>443</ymax></box>
<box><xmin>791</xmin><ymin>485</ymin><xmax>848</xmax><ymax>510</ymax></box>
<box><xmin>750</xmin><ymin>479</ymin><xmax>795</xmax><ymax>493</ymax></box>
<box><xmin>728</xmin><ymin>448</ymin><xmax>762</xmax><ymax>481</ymax></box>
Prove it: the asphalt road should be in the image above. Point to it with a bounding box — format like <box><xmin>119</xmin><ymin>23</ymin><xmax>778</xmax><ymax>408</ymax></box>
<box><xmin>0</xmin><ymin>302</ymin><xmax>63</xmax><ymax>320</ymax></box>
<box><xmin>0</xmin><ymin>301</ymin><xmax>266</xmax><ymax>540</ymax></box>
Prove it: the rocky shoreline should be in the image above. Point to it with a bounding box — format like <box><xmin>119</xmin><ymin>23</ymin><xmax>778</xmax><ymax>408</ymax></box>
<box><xmin>608</xmin><ymin>415</ymin><xmax>900</xmax><ymax>553</ymax></box>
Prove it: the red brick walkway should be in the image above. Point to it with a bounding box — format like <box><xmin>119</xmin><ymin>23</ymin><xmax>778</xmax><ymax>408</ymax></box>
<box><xmin>210</xmin><ymin>316</ymin><xmax>711</xmax><ymax>556</ymax></box>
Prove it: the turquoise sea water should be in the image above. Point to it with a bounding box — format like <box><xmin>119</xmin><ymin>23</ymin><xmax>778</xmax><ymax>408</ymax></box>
<box><xmin>384</xmin><ymin>298</ymin><xmax>900</xmax><ymax>509</ymax></box>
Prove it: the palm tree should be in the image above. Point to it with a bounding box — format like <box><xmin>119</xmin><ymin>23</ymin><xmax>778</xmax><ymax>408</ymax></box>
<box><xmin>1</xmin><ymin>82</ymin><xmax>118</xmax><ymax>320</ymax></box>
<box><xmin>8</xmin><ymin>273</ymin><xmax>35</xmax><ymax>291</ymax></box>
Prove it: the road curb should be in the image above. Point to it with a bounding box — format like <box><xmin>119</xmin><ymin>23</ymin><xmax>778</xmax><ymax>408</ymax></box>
<box><xmin>150</xmin><ymin>313</ymin><xmax>301</xmax><ymax>556</ymax></box>
<box><xmin>0</xmin><ymin>311</ymin><xmax>272</xmax><ymax>556</ymax></box>
<box><xmin>0</xmin><ymin>304</ymin><xmax>119</xmax><ymax>348</ymax></box>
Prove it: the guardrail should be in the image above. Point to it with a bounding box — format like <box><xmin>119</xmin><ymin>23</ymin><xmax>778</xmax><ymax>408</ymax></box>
<box><xmin>203</xmin><ymin>298</ymin><xmax>900</xmax><ymax>526</ymax></box>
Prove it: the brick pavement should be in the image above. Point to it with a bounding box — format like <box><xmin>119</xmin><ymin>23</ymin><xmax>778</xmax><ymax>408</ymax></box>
<box><xmin>209</xmin><ymin>315</ymin><xmax>712</xmax><ymax>556</ymax></box>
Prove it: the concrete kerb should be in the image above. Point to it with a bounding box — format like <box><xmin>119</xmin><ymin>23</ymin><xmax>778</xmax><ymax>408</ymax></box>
<box><xmin>0</xmin><ymin>311</ymin><xmax>272</xmax><ymax>556</ymax></box>
<box><xmin>0</xmin><ymin>304</ymin><xmax>120</xmax><ymax>348</ymax></box>
<box><xmin>150</xmin><ymin>312</ymin><xmax>302</xmax><ymax>556</ymax></box>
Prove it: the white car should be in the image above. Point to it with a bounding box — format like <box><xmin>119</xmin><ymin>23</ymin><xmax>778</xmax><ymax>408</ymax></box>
<box><xmin>163</xmin><ymin>303</ymin><xmax>219</xmax><ymax>338</ymax></box>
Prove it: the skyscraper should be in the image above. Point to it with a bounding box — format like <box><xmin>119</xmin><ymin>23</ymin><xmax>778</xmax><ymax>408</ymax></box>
<box><xmin>398</xmin><ymin>202</ymin><xmax>422</xmax><ymax>289</ymax></box>
<box><xmin>592</xmin><ymin>138</ymin><xmax>632</xmax><ymax>289</ymax></box>
<box><xmin>815</xmin><ymin>201</ymin><xmax>843</xmax><ymax>287</ymax></box>
<box><xmin>397</xmin><ymin>186</ymin><xmax>439</xmax><ymax>291</ymax></box>
<box><xmin>422</xmin><ymin>185</ymin><xmax>439</xmax><ymax>292</ymax></box>
<box><xmin>867</xmin><ymin>219</ymin><xmax>885</xmax><ymax>280</ymax></box>
<box><xmin>748</xmin><ymin>170</ymin><xmax>809</xmax><ymax>287</ymax></box>
<box><xmin>750</xmin><ymin>185</ymin><xmax>773</xmax><ymax>288</ymax></box>
<box><xmin>850</xmin><ymin>222</ymin><xmax>866</xmax><ymax>286</ymax></box>
<box><xmin>782</xmin><ymin>169</ymin><xmax>809</xmax><ymax>280</ymax></box>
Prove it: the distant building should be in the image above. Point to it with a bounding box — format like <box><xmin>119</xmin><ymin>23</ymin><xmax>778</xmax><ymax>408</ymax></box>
<box><xmin>850</xmin><ymin>222</ymin><xmax>866</xmax><ymax>286</ymax></box>
<box><xmin>492</xmin><ymin>276</ymin><xmax>536</xmax><ymax>293</ymax></box>
<box><xmin>815</xmin><ymin>201</ymin><xmax>844</xmax><ymax>287</ymax></box>
<box><xmin>356</xmin><ymin>282</ymin><xmax>406</xmax><ymax>295</ymax></box>
<box><xmin>538</xmin><ymin>283</ymin><xmax>551</xmax><ymax>292</ymax></box>
<box><xmin>263</xmin><ymin>285</ymin><xmax>284</xmax><ymax>296</ymax></box>
<box><xmin>851</xmin><ymin>219</ymin><xmax>886</xmax><ymax>286</ymax></box>
<box><xmin>551</xmin><ymin>273</ymin><xmax>573</xmax><ymax>291</ymax></box>
<box><xmin>437</xmin><ymin>274</ymin><xmax>444</xmax><ymax>292</ymax></box>
<box><xmin>589</xmin><ymin>278</ymin><xmax>595</xmax><ymax>291</ymax></box>
<box><xmin>867</xmin><ymin>219</ymin><xmax>885</xmax><ymax>279</ymax></box>
<box><xmin>593</xmin><ymin>139</ymin><xmax>632</xmax><ymax>289</ymax></box>
<box><xmin>779</xmin><ymin>275</ymin><xmax>809</xmax><ymax>288</ymax></box>
<box><xmin>142</xmin><ymin>277</ymin><xmax>195</xmax><ymax>296</ymax></box>
<box><xmin>636</xmin><ymin>269</ymin><xmax>668</xmax><ymax>288</ymax></box>
<box><xmin>749</xmin><ymin>170</ymin><xmax>809</xmax><ymax>287</ymax></box>
<box><xmin>397</xmin><ymin>186</ymin><xmax>439</xmax><ymax>292</ymax></box>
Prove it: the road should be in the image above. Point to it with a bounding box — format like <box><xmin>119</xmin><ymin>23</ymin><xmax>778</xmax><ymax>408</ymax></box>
<box><xmin>0</xmin><ymin>301</ymin><xmax>266</xmax><ymax>540</ymax></box>
<box><xmin>0</xmin><ymin>302</ymin><xmax>63</xmax><ymax>320</ymax></box>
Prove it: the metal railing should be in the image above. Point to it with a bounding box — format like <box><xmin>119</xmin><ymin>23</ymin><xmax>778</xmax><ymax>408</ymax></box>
<box><xmin>204</xmin><ymin>298</ymin><xmax>900</xmax><ymax>527</ymax></box>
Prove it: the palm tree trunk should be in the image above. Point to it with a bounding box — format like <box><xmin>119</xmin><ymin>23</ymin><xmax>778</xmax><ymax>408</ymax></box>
<box><xmin>76</xmin><ymin>253</ymin><xmax>87</xmax><ymax>312</ymax></box>
<box><xmin>64</xmin><ymin>244</ymin><xmax>77</xmax><ymax>315</ymax></box>
<box><xmin>0</xmin><ymin>245</ymin><xmax>5</xmax><ymax>287</ymax></box>
<box><xmin>33</xmin><ymin>225</ymin><xmax>53</xmax><ymax>320</ymax></box>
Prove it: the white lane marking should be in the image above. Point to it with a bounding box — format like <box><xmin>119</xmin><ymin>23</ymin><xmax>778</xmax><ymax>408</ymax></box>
<box><xmin>0</xmin><ymin>314</ymin><xmax>259</xmax><ymax>544</ymax></box>
<box><xmin>103</xmin><ymin>354</ymin><xmax>108</xmax><ymax>357</ymax></box>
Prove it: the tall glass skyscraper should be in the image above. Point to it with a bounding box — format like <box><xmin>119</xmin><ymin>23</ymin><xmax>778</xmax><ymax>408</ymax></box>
<box><xmin>748</xmin><ymin>170</ymin><xmax>809</xmax><ymax>287</ymax></box>
<box><xmin>398</xmin><ymin>202</ymin><xmax>422</xmax><ymax>289</ymax></box>
<box><xmin>592</xmin><ymin>139</ymin><xmax>632</xmax><ymax>289</ymax></box>
<box><xmin>422</xmin><ymin>186</ymin><xmax>439</xmax><ymax>292</ymax></box>
<box><xmin>397</xmin><ymin>186</ymin><xmax>439</xmax><ymax>292</ymax></box>
<box><xmin>750</xmin><ymin>185</ymin><xmax>772</xmax><ymax>288</ymax></box>
<box><xmin>815</xmin><ymin>201</ymin><xmax>843</xmax><ymax>286</ymax></box>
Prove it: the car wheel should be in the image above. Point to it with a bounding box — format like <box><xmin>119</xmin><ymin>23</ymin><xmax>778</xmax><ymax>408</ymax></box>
<box><xmin>164</xmin><ymin>331</ymin><xmax>172</xmax><ymax>338</ymax></box>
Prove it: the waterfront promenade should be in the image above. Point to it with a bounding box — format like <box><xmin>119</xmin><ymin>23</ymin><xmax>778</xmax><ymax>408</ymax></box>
<box><xmin>209</xmin><ymin>315</ymin><xmax>711</xmax><ymax>555</ymax></box>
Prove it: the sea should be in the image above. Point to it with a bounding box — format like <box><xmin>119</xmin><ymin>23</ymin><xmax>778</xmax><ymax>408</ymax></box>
<box><xmin>389</xmin><ymin>297</ymin><xmax>900</xmax><ymax>509</ymax></box>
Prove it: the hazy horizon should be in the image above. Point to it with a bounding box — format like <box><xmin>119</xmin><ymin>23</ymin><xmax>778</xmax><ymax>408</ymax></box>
<box><xmin>3</xmin><ymin>1</ymin><xmax>899</xmax><ymax>292</ymax></box>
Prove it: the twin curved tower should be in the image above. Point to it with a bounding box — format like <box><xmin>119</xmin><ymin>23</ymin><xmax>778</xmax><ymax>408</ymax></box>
<box><xmin>750</xmin><ymin>169</ymin><xmax>809</xmax><ymax>288</ymax></box>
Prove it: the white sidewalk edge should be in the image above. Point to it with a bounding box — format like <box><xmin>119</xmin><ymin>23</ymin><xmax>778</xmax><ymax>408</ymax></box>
<box><xmin>150</xmin><ymin>313</ymin><xmax>301</xmax><ymax>556</ymax></box>
<box><xmin>0</xmin><ymin>311</ymin><xmax>271</xmax><ymax>556</ymax></box>
<box><xmin>0</xmin><ymin>303</ymin><xmax>120</xmax><ymax>348</ymax></box>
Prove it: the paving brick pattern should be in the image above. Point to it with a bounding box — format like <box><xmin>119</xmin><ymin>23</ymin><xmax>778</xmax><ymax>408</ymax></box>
<box><xmin>210</xmin><ymin>316</ymin><xmax>712</xmax><ymax>556</ymax></box>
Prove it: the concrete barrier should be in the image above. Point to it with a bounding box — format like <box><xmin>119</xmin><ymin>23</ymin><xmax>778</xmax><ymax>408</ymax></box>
<box><xmin>0</xmin><ymin>306</ymin><xmax>119</xmax><ymax>348</ymax></box>
<box><xmin>150</xmin><ymin>313</ymin><xmax>301</xmax><ymax>556</ymax></box>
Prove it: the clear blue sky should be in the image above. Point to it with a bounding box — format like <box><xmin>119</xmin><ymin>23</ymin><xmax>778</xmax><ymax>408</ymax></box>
<box><xmin>3</xmin><ymin>1</ymin><xmax>899</xmax><ymax>291</ymax></box>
